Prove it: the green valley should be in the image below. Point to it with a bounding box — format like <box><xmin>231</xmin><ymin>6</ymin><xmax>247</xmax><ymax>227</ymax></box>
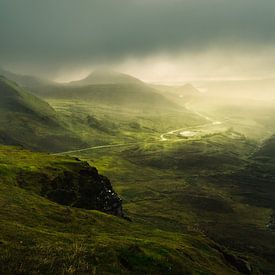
<box><xmin>1</xmin><ymin>1</ymin><xmax>275</xmax><ymax>273</ymax></box>
<box><xmin>0</xmin><ymin>70</ymin><xmax>275</xmax><ymax>274</ymax></box>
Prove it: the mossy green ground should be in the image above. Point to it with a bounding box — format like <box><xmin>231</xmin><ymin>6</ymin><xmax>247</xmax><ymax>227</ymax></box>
<box><xmin>0</xmin><ymin>77</ymin><xmax>86</xmax><ymax>152</ymax></box>
<box><xmin>72</xmin><ymin>132</ymin><xmax>275</xmax><ymax>273</ymax></box>
<box><xmin>46</xmin><ymin>98</ymin><xmax>275</xmax><ymax>273</ymax></box>
<box><xmin>0</xmin><ymin>146</ymin><xmax>245</xmax><ymax>274</ymax></box>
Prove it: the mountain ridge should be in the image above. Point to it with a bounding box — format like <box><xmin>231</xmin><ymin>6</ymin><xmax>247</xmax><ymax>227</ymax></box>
<box><xmin>0</xmin><ymin>76</ymin><xmax>86</xmax><ymax>152</ymax></box>
<box><xmin>0</xmin><ymin>68</ymin><xmax>53</xmax><ymax>89</ymax></box>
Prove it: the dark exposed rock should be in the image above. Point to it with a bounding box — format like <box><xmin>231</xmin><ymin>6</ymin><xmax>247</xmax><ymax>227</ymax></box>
<box><xmin>267</xmin><ymin>213</ymin><xmax>275</xmax><ymax>231</ymax></box>
<box><xmin>212</xmin><ymin>244</ymin><xmax>252</xmax><ymax>274</ymax></box>
<box><xmin>222</xmin><ymin>251</ymin><xmax>252</xmax><ymax>274</ymax></box>
<box><xmin>17</xmin><ymin>162</ymin><xmax>123</xmax><ymax>217</ymax></box>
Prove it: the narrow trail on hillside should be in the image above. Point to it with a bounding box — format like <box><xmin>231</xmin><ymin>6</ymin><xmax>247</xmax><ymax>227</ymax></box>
<box><xmin>54</xmin><ymin>104</ymin><xmax>224</xmax><ymax>156</ymax></box>
<box><xmin>53</xmin><ymin>142</ymin><xmax>143</xmax><ymax>155</ymax></box>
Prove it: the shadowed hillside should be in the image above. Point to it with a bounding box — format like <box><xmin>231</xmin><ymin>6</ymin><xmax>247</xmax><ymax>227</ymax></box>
<box><xmin>39</xmin><ymin>83</ymin><xmax>181</xmax><ymax>112</ymax></box>
<box><xmin>256</xmin><ymin>135</ymin><xmax>275</xmax><ymax>158</ymax></box>
<box><xmin>0</xmin><ymin>76</ymin><xmax>86</xmax><ymax>152</ymax></box>
<box><xmin>0</xmin><ymin>68</ymin><xmax>53</xmax><ymax>89</ymax></box>
<box><xmin>16</xmin><ymin>70</ymin><xmax>183</xmax><ymax>112</ymax></box>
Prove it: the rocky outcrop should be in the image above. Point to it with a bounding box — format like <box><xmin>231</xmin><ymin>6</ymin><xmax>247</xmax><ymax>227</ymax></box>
<box><xmin>17</xmin><ymin>161</ymin><xmax>123</xmax><ymax>217</ymax></box>
<box><xmin>212</xmin><ymin>244</ymin><xmax>252</xmax><ymax>274</ymax></box>
<box><xmin>222</xmin><ymin>251</ymin><xmax>252</xmax><ymax>274</ymax></box>
<box><xmin>267</xmin><ymin>213</ymin><xmax>275</xmax><ymax>231</ymax></box>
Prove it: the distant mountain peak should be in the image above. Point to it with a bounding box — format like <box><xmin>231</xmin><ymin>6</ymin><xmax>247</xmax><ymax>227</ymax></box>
<box><xmin>70</xmin><ymin>69</ymin><xmax>143</xmax><ymax>86</ymax></box>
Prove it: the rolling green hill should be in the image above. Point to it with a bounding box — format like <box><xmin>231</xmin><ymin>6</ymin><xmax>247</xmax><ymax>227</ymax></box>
<box><xmin>73</xmin><ymin>130</ymin><xmax>275</xmax><ymax>273</ymax></box>
<box><xmin>17</xmin><ymin>70</ymin><xmax>183</xmax><ymax>112</ymax></box>
<box><xmin>0</xmin><ymin>145</ymin><xmax>254</xmax><ymax>274</ymax></box>
<box><xmin>0</xmin><ymin>76</ymin><xmax>86</xmax><ymax>152</ymax></box>
<box><xmin>36</xmin><ymin>83</ymin><xmax>182</xmax><ymax>112</ymax></box>
<box><xmin>1</xmin><ymin>69</ymin><xmax>274</xmax><ymax>273</ymax></box>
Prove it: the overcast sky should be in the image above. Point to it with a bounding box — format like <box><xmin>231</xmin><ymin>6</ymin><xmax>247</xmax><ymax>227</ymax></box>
<box><xmin>1</xmin><ymin>0</ymin><xmax>275</xmax><ymax>82</ymax></box>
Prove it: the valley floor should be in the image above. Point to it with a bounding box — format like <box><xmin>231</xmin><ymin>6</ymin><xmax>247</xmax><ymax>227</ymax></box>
<box><xmin>48</xmin><ymin>100</ymin><xmax>275</xmax><ymax>273</ymax></box>
<box><xmin>1</xmin><ymin>98</ymin><xmax>275</xmax><ymax>274</ymax></box>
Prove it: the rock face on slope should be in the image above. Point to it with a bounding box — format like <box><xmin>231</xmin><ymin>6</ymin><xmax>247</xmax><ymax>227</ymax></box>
<box><xmin>46</xmin><ymin>165</ymin><xmax>122</xmax><ymax>216</ymax></box>
<box><xmin>16</xmin><ymin>158</ymin><xmax>123</xmax><ymax>216</ymax></box>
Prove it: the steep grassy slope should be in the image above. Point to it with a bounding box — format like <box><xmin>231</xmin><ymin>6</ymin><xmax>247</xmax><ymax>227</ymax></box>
<box><xmin>0</xmin><ymin>145</ymin><xmax>122</xmax><ymax>215</ymax></box>
<box><xmin>0</xmin><ymin>76</ymin><xmax>55</xmax><ymax>116</ymax></box>
<box><xmin>0</xmin><ymin>145</ymin><xmax>244</xmax><ymax>274</ymax></box>
<box><xmin>0</xmin><ymin>76</ymin><xmax>86</xmax><ymax>152</ymax></box>
<box><xmin>0</xmin><ymin>68</ymin><xmax>53</xmax><ymax>89</ymax></box>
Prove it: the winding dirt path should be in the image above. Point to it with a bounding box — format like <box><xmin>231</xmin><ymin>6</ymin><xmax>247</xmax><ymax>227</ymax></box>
<box><xmin>54</xmin><ymin>104</ymin><xmax>224</xmax><ymax>156</ymax></box>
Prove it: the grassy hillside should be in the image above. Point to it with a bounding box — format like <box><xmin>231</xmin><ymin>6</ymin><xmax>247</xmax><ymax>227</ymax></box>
<box><xmin>228</xmin><ymin>135</ymin><xmax>275</xmax><ymax>210</ymax></box>
<box><xmin>0</xmin><ymin>145</ymin><xmax>246</xmax><ymax>274</ymax></box>
<box><xmin>36</xmin><ymin>83</ymin><xmax>181</xmax><ymax>112</ymax></box>
<box><xmin>1</xmin><ymin>70</ymin><xmax>275</xmax><ymax>273</ymax></box>
<box><xmin>122</xmin><ymin>130</ymin><xmax>255</xmax><ymax>174</ymax></box>
<box><xmin>0</xmin><ymin>68</ymin><xmax>53</xmax><ymax>89</ymax></box>
<box><xmin>45</xmin><ymin>98</ymin><xmax>204</xmax><ymax>148</ymax></box>
<box><xmin>0</xmin><ymin>76</ymin><xmax>86</xmax><ymax>152</ymax></box>
<box><xmin>71</xmin><ymin>130</ymin><xmax>275</xmax><ymax>273</ymax></box>
<box><xmin>11</xmin><ymin>69</ymin><xmax>183</xmax><ymax>112</ymax></box>
<box><xmin>0</xmin><ymin>145</ymin><xmax>122</xmax><ymax>215</ymax></box>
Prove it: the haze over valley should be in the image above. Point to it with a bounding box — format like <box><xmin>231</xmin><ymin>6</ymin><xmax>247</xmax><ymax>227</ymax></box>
<box><xmin>1</xmin><ymin>0</ymin><xmax>275</xmax><ymax>274</ymax></box>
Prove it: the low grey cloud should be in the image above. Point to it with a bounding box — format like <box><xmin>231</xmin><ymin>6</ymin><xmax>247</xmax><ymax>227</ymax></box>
<box><xmin>0</xmin><ymin>0</ymin><xmax>275</xmax><ymax>79</ymax></box>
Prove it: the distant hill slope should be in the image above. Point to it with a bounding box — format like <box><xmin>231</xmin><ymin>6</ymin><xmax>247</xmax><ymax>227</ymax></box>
<box><xmin>37</xmin><ymin>83</ymin><xmax>182</xmax><ymax>112</ymax></box>
<box><xmin>0</xmin><ymin>76</ymin><xmax>85</xmax><ymax>152</ymax></box>
<box><xmin>0</xmin><ymin>68</ymin><xmax>53</xmax><ymax>89</ymax></box>
<box><xmin>152</xmin><ymin>83</ymin><xmax>202</xmax><ymax>105</ymax></box>
<box><xmin>17</xmin><ymin>70</ymin><xmax>182</xmax><ymax>112</ymax></box>
<box><xmin>153</xmin><ymin>83</ymin><xmax>200</xmax><ymax>96</ymax></box>
<box><xmin>70</xmin><ymin>69</ymin><xmax>143</xmax><ymax>85</ymax></box>
<box><xmin>0</xmin><ymin>70</ymin><xmax>190</xmax><ymax>112</ymax></box>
